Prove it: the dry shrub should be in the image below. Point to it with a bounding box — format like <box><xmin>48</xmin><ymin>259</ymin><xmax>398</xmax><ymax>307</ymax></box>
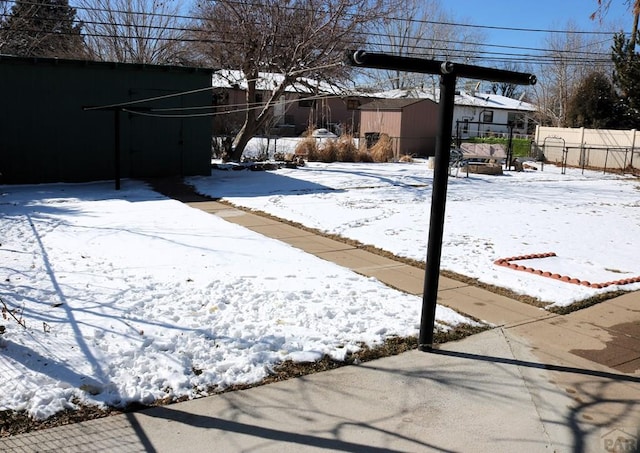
<box><xmin>369</xmin><ymin>133</ymin><xmax>394</xmax><ymax>162</ymax></box>
<box><xmin>336</xmin><ymin>134</ymin><xmax>358</xmax><ymax>162</ymax></box>
<box><xmin>356</xmin><ymin>150</ymin><xmax>374</xmax><ymax>162</ymax></box>
<box><xmin>295</xmin><ymin>137</ymin><xmax>318</xmax><ymax>160</ymax></box>
<box><xmin>355</xmin><ymin>138</ymin><xmax>373</xmax><ymax>162</ymax></box>
<box><xmin>317</xmin><ymin>139</ymin><xmax>338</xmax><ymax>162</ymax></box>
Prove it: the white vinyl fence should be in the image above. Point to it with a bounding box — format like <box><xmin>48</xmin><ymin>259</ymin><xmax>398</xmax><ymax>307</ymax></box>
<box><xmin>533</xmin><ymin>126</ymin><xmax>640</xmax><ymax>173</ymax></box>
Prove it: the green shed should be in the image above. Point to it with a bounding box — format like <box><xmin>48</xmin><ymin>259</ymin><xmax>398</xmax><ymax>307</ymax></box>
<box><xmin>0</xmin><ymin>55</ymin><xmax>213</xmax><ymax>185</ymax></box>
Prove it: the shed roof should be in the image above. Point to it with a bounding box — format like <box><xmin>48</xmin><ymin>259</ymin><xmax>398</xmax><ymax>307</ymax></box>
<box><xmin>0</xmin><ymin>53</ymin><xmax>213</xmax><ymax>75</ymax></box>
<box><xmin>359</xmin><ymin>98</ymin><xmax>432</xmax><ymax>110</ymax></box>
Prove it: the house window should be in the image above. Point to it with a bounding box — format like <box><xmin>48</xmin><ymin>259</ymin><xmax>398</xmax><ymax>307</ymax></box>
<box><xmin>347</xmin><ymin>99</ymin><xmax>360</xmax><ymax>110</ymax></box>
<box><xmin>508</xmin><ymin>112</ymin><xmax>525</xmax><ymax>129</ymax></box>
<box><xmin>212</xmin><ymin>90</ymin><xmax>228</xmax><ymax>106</ymax></box>
<box><xmin>298</xmin><ymin>97</ymin><xmax>315</xmax><ymax>108</ymax></box>
<box><xmin>481</xmin><ymin>111</ymin><xmax>493</xmax><ymax>123</ymax></box>
<box><xmin>462</xmin><ymin>119</ymin><xmax>469</xmax><ymax>133</ymax></box>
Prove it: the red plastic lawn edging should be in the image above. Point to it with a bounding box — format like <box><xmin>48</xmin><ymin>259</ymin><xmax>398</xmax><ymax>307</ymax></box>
<box><xmin>493</xmin><ymin>252</ymin><xmax>640</xmax><ymax>289</ymax></box>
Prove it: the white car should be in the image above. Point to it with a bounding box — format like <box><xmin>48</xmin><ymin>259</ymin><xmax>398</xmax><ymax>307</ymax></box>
<box><xmin>310</xmin><ymin>128</ymin><xmax>338</xmax><ymax>138</ymax></box>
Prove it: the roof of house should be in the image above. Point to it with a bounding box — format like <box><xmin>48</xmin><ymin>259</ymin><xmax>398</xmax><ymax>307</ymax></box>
<box><xmin>209</xmin><ymin>71</ymin><xmax>537</xmax><ymax>112</ymax></box>
<box><xmin>211</xmin><ymin>69</ymin><xmax>344</xmax><ymax>95</ymax></box>
<box><xmin>455</xmin><ymin>90</ymin><xmax>536</xmax><ymax>112</ymax></box>
<box><xmin>365</xmin><ymin>88</ymin><xmax>536</xmax><ymax>112</ymax></box>
<box><xmin>359</xmin><ymin>98</ymin><xmax>433</xmax><ymax>110</ymax></box>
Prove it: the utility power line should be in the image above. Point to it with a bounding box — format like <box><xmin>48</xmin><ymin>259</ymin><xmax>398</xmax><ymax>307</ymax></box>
<box><xmin>0</xmin><ymin>1</ymin><xmax>625</xmax><ymax>66</ymax></box>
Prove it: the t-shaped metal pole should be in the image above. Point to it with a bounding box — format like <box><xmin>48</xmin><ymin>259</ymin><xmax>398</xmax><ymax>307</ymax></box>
<box><xmin>347</xmin><ymin>51</ymin><xmax>536</xmax><ymax>350</ymax></box>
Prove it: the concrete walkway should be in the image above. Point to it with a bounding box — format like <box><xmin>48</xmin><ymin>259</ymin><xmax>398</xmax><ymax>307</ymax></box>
<box><xmin>1</xmin><ymin>183</ymin><xmax>639</xmax><ymax>452</ymax></box>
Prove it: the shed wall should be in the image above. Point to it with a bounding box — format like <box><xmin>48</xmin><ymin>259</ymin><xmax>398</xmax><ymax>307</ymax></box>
<box><xmin>360</xmin><ymin>109</ymin><xmax>403</xmax><ymax>157</ymax></box>
<box><xmin>0</xmin><ymin>57</ymin><xmax>212</xmax><ymax>184</ymax></box>
<box><xmin>401</xmin><ymin>101</ymin><xmax>438</xmax><ymax>156</ymax></box>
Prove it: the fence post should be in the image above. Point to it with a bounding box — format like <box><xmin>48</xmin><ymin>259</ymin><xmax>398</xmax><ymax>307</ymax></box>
<box><xmin>631</xmin><ymin>129</ymin><xmax>637</xmax><ymax>170</ymax></box>
<box><xmin>114</xmin><ymin>109</ymin><xmax>121</xmax><ymax>191</ymax></box>
<box><xmin>579</xmin><ymin>127</ymin><xmax>586</xmax><ymax>170</ymax></box>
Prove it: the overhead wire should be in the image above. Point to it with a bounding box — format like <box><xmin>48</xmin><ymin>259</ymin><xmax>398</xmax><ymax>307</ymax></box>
<box><xmin>0</xmin><ymin>23</ymin><xmax>616</xmax><ymax>67</ymax></box>
<box><xmin>123</xmin><ymin>91</ymin><xmax>347</xmax><ymax>119</ymax></box>
<box><xmin>115</xmin><ymin>63</ymin><xmax>433</xmax><ymax>119</ymax></box>
<box><xmin>0</xmin><ymin>0</ymin><xmax>628</xmax><ymax>65</ymax></box>
<box><xmin>83</xmin><ymin>85</ymin><xmax>216</xmax><ymax>111</ymax></box>
<box><xmin>2</xmin><ymin>1</ymin><xmax>623</xmax><ymax>133</ymax></box>
<box><xmin>85</xmin><ymin>61</ymin><xmax>355</xmax><ymax>116</ymax></box>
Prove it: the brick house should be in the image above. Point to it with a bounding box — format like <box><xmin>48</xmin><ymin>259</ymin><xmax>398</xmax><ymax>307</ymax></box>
<box><xmin>211</xmin><ymin>70</ymin><xmax>371</xmax><ymax>137</ymax></box>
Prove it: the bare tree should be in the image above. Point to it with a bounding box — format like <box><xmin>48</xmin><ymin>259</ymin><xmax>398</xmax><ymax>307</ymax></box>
<box><xmin>77</xmin><ymin>0</ymin><xmax>191</xmax><ymax>64</ymax></box>
<box><xmin>491</xmin><ymin>61</ymin><xmax>533</xmax><ymax>98</ymax></box>
<box><xmin>0</xmin><ymin>1</ymin><xmax>12</xmax><ymax>22</ymax></box>
<box><xmin>191</xmin><ymin>0</ymin><xmax>389</xmax><ymax>161</ymax></box>
<box><xmin>531</xmin><ymin>21</ymin><xmax>611</xmax><ymax>126</ymax></box>
<box><xmin>0</xmin><ymin>1</ymin><xmax>15</xmax><ymax>49</ymax></box>
<box><xmin>592</xmin><ymin>0</ymin><xmax>640</xmax><ymax>52</ymax></box>
<box><xmin>366</xmin><ymin>0</ymin><xmax>485</xmax><ymax>92</ymax></box>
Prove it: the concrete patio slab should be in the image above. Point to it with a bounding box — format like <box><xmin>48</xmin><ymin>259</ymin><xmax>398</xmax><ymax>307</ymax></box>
<box><xmin>1</xmin><ymin>329</ymin><xmax>590</xmax><ymax>453</ymax></box>
<box><xmin>284</xmin><ymin>235</ymin><xmax>358</xmax><ymax>254</ymax></box>
<box><xmin>436</xmin><ymin>284</ymin><xmax>552</xmax><ymax>326</ymax></box>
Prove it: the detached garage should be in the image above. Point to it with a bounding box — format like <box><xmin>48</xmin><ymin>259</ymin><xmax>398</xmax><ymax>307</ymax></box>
<box><xmin>0</xmin><ymin>55</ymin><xmax>213</xmax><ymax>185</ymax></box>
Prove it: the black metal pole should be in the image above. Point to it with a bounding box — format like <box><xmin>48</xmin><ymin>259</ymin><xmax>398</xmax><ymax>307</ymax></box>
<box><xmin>114</xmin><ymin>109</ymin><xmax>121</xmax><ymax>190</ymax></box>
<box><xmin>345</xmin><ymin>50</ymin><xmax>536</xmax><ymax>351</ymax></box>
<box><xmin>419</xmin><ymin>72</ymin><xmax>457</xmax><ymax>351</ymax></box>
<box><xmin>348</xmin><ymin>51</ymin><xmax>536</xmax><ymax>86</ymax></box>
<box><xmin>507</xmin><ymin>123</ymin><xmax>514</xmax><ymax>170</ymax></box>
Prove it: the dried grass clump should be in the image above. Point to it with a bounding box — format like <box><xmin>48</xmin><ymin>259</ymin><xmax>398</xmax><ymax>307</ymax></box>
<box><xmin>336</xmin><ymin>134</ymin><xmax>358</xmax><ymax>162</ymax></box>
<box><xmin>369</xmin><ymin>133</ymin><xmax>394</xmax><ymax>163</ymax></box>
<box><xmin>295</xmin><ymin>137</ymin><xmax>318</xmax><ymax>160</ymax></box>
<box><xmin>356</xmin><ymin>150</ymin><xmax>374</xmax><ymax>162</ymax></box>
<box><xmin>317</xmin><ymin>140</ymin><xmax>338</xmax><ymax>162</ymax></box>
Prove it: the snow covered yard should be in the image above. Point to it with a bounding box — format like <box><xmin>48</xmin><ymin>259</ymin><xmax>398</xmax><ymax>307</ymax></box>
<box><xmin>189</xmin><ymin>160</ymin><xmax>640</xmax><ymax>307</ymax></box>
<box><xmin>1</xmin><ymin>159</ymin><xmax>638</xmax><ymax>422</ymax></box>
<box><xmin>0</xmin><ymin>179</ymin><xmax>472</xmax><ymax>421</ymax></box>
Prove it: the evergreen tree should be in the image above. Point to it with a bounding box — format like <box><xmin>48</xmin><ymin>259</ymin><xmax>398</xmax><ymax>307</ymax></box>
<box><xmin>0</xmin><ymin>0</ymin><xmax>86</xmax><ymax>58</ymax></box>
<box><xmin>611</xmin><ymin>30</ymin><xmax>640</xmax><ymax>128</ymax></box>
<box><xmin>566</xmin><ymin>71</ymin><xmax>618</xmax><ymax>128</ymax></box>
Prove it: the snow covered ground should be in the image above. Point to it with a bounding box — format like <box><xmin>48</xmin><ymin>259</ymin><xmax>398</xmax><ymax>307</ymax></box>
<box><xmin>0</xmin><ymin>176</ymin><xmax>473</xmax><ymax>420</ymax></box>
<box><xmin>189</xmin><ymin>160</ymin><xmax>640</xmax><ymax>307</ymax></box>
<box><xmin>1</xmin><ymin>158</ymin><xmax>638</xmax><ymax>421</ymax></box>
